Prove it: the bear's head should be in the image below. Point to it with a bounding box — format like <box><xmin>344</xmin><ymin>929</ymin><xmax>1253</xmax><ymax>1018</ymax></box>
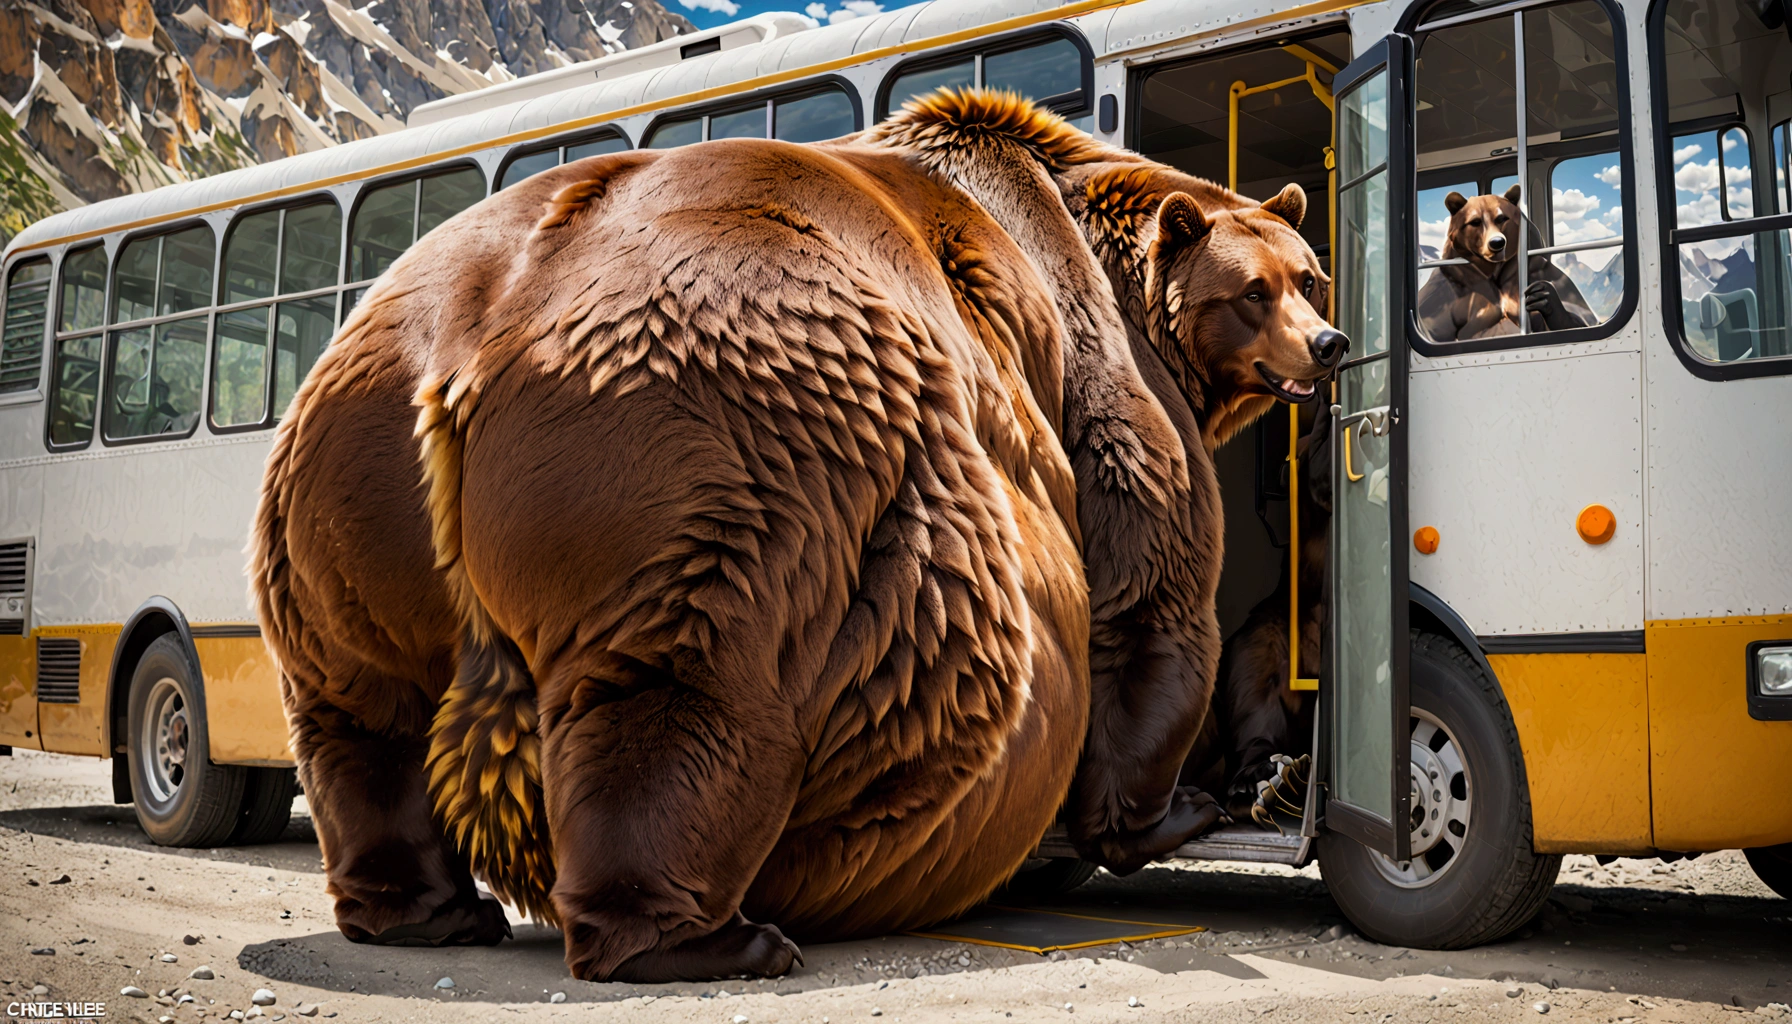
<box><xmin>1144</xmin><ymin>184</ymin><xmax>1345</xmax><ymax>416</ymax></box>
<box><xmin>1443</xmin><ymin>185</ymin><xmax>1524</xmax><ymax>270</ymax></box>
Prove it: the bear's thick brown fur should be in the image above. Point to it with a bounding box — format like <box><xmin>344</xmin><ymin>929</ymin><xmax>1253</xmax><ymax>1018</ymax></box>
<box><xmin>1415</xmin><ymin>185</ymin><xmax>1597</xmax><ymax>341</ymax></box>
<box><xmin>250</xmin><ymin>91</ymin><xmax>1338</xmax><ymax>983</ymax></box>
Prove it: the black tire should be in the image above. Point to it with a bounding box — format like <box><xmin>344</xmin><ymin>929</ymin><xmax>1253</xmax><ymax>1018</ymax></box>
<box><xmin>1744</xmin><ymin>844</ymin><xmax>1792</xmax><ymax>899</ymax></box>
<box><xmin>1317</xmin><ymin>630</ymin><xmax>1561</xmax><ymax>949</ymax></box>
<box><xmin>998</xmin><ymin>857</ymin><xmax>1099</xmax><ymax>902</ymax></box>
<box><xmin>229</xmin><ymin>767</ymin><xmax>298</xmax><ymax>844</ymax></box>
<box><xmin>127</xmin><ymin>634</ymin><xmax>246</xmax><ymax>847</ymax></box>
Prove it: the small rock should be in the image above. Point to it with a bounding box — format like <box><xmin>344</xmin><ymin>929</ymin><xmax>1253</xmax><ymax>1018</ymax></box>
<box><xmin>27</xmin><ymin>879</ymin><xmax>38</xmax><ymax>886</ymax></box>
<box><xmin>1066</xmin><ymin>1003</ymin><xmax>1075</xmax><ymax>1012</ymax></box>
<box><xmin>252</xmin><ymin>989</ymin><xmax>277</xmax><ymax>1006</ymax></box>
<box><xmin>732</xmin><ymin>1016</ymin><xmax>750</xmax><ymax>1024</ymax></box>
<box><xmin>549</xmin><ymin>992</ymin><xmax>566</xmax><ymax>1004</ymax></box>
<box><xmin>180</xmin><ymin>994</ymin><xmax>196</xmax><ymax>1004</ymax></box>
<box><xmin>162</xmin><ymin>954</ymin><xmax>179</xmax><ymax>963</ymax></box>
<box><xmin>183</xmin><ymin>935</ymin><xmax>202</xmax><ymax>945</ymax></box>
<box><xmin>1534</xmin><ymin>1003</ymin><xmax>1551</xmax><ymax>1015</ymax></box>
<box><xmin>122</xmin><ymin>986</ymin><xmax>150</xmax><ymax>998</ymax></box>
<box><xmin>293</xmin><ymin>1003</ymin><xmax>318</xmax><ymax>1017</ymax></box>
<box><xmin>958</xmin><ymin>955</ymin><xmax>971</xmax><ymax>967</ymax></box>
<box><xmin>230</xmin><ymin>1011</ymin><xmax>245</xmax><ymax>1021</ymax></box>
<box><xmin>434</xmin><ymin>977</ymin><xmax>454</xmax><ymax>990</ymax></box>
<box><xmin>1508</xmin><ymin>987</ymin><xmax>1525</xmax><ymax>998</ymax></box>
<box><xmin>246</xmin><ymin>1009</ymin><xmax>264</xmax><ymax>1019</ymax></box>
<box><xmin>30</xmin><ymin>948</ymin><xmax>53</xmax><ymax>956</ymax></box>
<box><xmin>1669</xmin><ymin>943</ymin><xmax>1688</xmax><ymax>952</ymax></box>
<box><xmin>31</xmin><ymin>985</ymin><xmax>49</xmax><ymax>996</ymax></box>
<box><xmin>49</xmin><ymin>874</ymin><xmax>71</xmax><ymax>884</ymax></box>
<box><xmin>871</xmin><ymin>1009</ymin><xmax>883</xmax><ymax>1017</ymax></box>
<box><xmin>190</xmin><ymin>966</ymin><xmax>216</xmax><ymax>980</ymax></box>
<box><xmin>1128</xmin><ymin>996</ymin><xmax>1141</xmax><ymax>1007</ymax></box>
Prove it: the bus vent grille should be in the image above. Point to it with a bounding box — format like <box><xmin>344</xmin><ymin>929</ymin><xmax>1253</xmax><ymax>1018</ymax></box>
<box><xmin>36</xmin><ymin>638</ymin><xmax>81</xmax><ymax>704</ymax></box>
<box><xmin>0</xmin><ymin>541</ymin><xmax>28</xmax><ymax>634</ymax></box>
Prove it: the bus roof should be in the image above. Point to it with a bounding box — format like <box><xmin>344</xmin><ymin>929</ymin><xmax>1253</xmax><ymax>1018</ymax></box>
<box><xmin>5</xmin><ymin>0</ymin><xmax>1359</xmax><ymax>258</ymax></box>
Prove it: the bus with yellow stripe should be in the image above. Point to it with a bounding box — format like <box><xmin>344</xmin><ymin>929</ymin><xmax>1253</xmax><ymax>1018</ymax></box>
<box><xmin>1</xmin><ymin>0</ymin><xmax>1787</xmax><ymax>948</ymax></box>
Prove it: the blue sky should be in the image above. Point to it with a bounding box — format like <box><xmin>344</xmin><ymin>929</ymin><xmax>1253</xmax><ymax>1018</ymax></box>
<box><xmin>672</xmin><ymin>0</ymin><xmax>901</xmax><ymax>31</ymax></box>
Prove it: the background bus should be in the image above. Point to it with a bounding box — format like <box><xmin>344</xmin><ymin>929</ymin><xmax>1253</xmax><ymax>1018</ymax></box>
<box><xmin>1</xmin><ymin>0</ymin><xmax>1787</xmax><ymax>945</ymax></box>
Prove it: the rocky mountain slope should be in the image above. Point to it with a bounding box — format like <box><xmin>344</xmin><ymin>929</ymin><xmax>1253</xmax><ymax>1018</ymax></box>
<box><xmin>1</xmin><ymin>0</ymin><xmax>694</xmax><ymax>245</ymax></box>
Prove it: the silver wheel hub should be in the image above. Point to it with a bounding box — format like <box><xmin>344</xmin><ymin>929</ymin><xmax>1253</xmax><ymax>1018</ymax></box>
<box><xmin>1371</xmin><ymin>709</ymin><xmax>1471</xmax><ymax>888</ymax></box>
<box><xmin>141</xmin><ymin>677</ymin><xmax>190</xmax><ymax>806</ymax></box>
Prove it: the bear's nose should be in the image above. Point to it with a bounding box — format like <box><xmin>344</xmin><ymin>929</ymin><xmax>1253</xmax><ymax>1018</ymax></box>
<box><xmin>1309</xmin><ymin>328</ymin><xmax>1348</xmax><ymax>368</ymax></box>
<box><xmin>1487</xmin><ymin>234</ymin><xmax>1506</xmax><ymax>251</ymax></box>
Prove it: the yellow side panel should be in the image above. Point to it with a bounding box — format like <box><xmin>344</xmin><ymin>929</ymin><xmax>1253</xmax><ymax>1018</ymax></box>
<box><xmin>1648</xmin><ymin>615</ymin><xmax>1792</xmax><ymax>851</ymax></box>
<box><xmin>197</xmin><ymin>637</ymin><xmax>293</xmax><ymax>766</ymax></box>
<box><xmin>0</xmin><ymin>635</ymin><xmax>40</xmax><ymax>749</ymax></box>
<box><xmin>1487</xmin><ymin>652</ymin><xmax>1652</xmax><ymax>854</ymax></box>
<box><xmin>35</xmin><ymin>626</ymin><xmax>116</xmax><ymax>757</ymax></box>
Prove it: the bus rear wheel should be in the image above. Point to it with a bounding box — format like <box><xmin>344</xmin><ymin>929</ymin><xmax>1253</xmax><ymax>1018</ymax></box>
<box><xmin>1317</xmin><ymin>631</ymin><xmax>1562</xmax><ymax>949</ymax></box>
<box><xmin>127</xmin><ymin>634</ymin><xmax>247</xmax><ymax>847</ymax></box>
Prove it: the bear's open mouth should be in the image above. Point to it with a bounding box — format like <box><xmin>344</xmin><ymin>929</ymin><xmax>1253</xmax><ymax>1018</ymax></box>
<box><xmin>1255</xmin><ymin>363</ymin><xmax>1319</xmax><ymax>404</ymax></box>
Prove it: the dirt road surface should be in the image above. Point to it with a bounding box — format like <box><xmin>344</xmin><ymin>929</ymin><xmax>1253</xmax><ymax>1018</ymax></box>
<box><xmin>3</xmin><ymin>749</ymin><xmax>1787</xmax><ymax>1024</ymax></box>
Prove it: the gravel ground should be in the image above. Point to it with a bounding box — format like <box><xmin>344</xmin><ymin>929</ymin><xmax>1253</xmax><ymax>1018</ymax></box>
<box><xmin>2</xmin><ymin>748</ymin><xmax>1787</xmax><ymax>1024</ymax></box>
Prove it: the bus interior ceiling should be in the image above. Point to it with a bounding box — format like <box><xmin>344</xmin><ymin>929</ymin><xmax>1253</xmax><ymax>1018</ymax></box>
<box><xmin>1131</xmin><ymin>32</ymin><xmax>1347</xmax><ymax>642</ymax></box>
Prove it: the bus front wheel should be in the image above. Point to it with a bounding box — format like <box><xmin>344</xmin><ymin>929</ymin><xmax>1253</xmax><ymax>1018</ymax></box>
<box><xmin>127</xmin><ymin>634</ymin><xmax>248</xmax><ymax>847</ymax></box>
<box><xmin>1317</xmin><ymin>631</ymin><xmax>1563</xmax><ymax>949</ymax></box>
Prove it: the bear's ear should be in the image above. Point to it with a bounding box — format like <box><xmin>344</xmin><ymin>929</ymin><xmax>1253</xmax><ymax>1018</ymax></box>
<box><xmin>1444</xmin><ymin>191</ymin><xmax>1468</xmax><ymax>215</ymax></box>
<box><xmin>1155</xmin><ymin>192</ymin><xmax>1211</xmax><ymax>253</ymax></box>
<box><xmin>1504</xmin><ymin>183</ymin><xmax>1523</xmax><ymax>204</ymax></box>
<box><xmin>1259</xmin><ymin>183</ymin><xmax>1307</xmax><ymax>230</ymax></box>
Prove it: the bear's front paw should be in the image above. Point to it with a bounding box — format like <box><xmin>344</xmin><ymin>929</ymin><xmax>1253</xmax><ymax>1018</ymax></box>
<box><xmin>591</xmin><ymin>913</ymin><xmax>801</xmax><ymax>983</ymax></box>
<box><xmin>1082</xmin><ymin>787</ymin><xmax>1227</xmax><ymax>876</ymax></box>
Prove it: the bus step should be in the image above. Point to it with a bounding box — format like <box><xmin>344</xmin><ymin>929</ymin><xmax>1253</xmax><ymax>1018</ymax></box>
<box><xmin>1032</xmin><ymin>824</ymin><xmax>1309</xmax><ymax>866</ymax></box>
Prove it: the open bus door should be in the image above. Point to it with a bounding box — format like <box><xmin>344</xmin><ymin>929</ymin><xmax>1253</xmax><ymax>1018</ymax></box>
<box><xmin>1320</xmin><ymin>36</ymin><xmax>1412</xmax><ymax>865</ymax></box>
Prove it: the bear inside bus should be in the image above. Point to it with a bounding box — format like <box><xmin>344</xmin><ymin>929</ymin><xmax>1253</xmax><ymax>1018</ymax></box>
<box><xmin>1416</xmin><ymin>186</ymin><xmax>1597</xmax><ymax>342</ymax></box>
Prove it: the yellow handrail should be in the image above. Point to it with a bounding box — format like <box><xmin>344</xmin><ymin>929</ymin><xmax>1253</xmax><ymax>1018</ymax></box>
<box><xmin>1224</xmin><ymin>45</ymin><xmax>1334</xmax><ymax>693</ymax></box>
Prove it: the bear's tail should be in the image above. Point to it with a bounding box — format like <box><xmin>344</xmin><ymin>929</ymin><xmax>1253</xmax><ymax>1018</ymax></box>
<box><xmin>426</xmin><ymin>629</ymin><xmax>558</xmax><ymax>926</ymax></box>
<box><xmin>416</xmin><ymin>365</ymin><xmax>558</xmax><ymax>927</ymax></box>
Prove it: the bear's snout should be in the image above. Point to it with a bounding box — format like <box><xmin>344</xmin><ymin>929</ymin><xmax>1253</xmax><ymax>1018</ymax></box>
<box><xmin>1308</xmin><ymin>327</ymin><xmax>1348</xmax><ymax>368</ymax></box>
<box><xmin>1486</xmin><ymin>233</ymin><xmax>1507</xmax><ymax>253</ymax></box>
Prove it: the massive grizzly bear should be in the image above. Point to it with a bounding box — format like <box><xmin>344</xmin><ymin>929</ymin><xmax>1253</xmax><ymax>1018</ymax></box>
<box><xmin>869</xmin><ymin>103</ymin><xmax>1345</xmax><ymax>865</ymax></box>
<box><xmin>250</xmin><ymin>91</ymin><xmax>1338</xmax><ymax>982</ymax></box>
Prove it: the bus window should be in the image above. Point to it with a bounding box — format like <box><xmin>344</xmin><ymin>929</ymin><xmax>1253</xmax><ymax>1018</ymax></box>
<box><xmin>498</xmin><ymin>134</ymin><xmax>629</xmax><ymax>191</ymax></box>
<box><xmin>215</xmin><ymin>200</ymin><xmax>343</xmax><ymax>430</ymax></box>
<box><xmin>158</xmin><ymin>226</ymin><xmax>213</xmax><ymax>316</ymax></box>
<box><xmin>774</xmin><ymin>90</ymin><xmax>855</xmax><ymax>143</ymax></box>
<box><xmin>983</xmin><ymin>37</ymin><xmax>1081</xmax><ymax>107</ymax></box>
<box><xmin>2</xmin><ymin>257</ymin><xmax>51</xmax><ymax>393</ymax></box>
<box><xmin>1413</xmin><ymin>0</ymin><xmax>1627</xmax><ymax>344</ymax></box>
<box><xmin>350</xmin><ymin>168</ymin><xmax>485</xmax><ymax>286</ymax></box>
<box><xmin>498</xmin><ymin>150</ymin><xmax>559</xmax><ymax>190</ymax></box>
<box><xmin>113</xmin><ymin>235</ymin><xmax>160</xmax><ymax>325</ymax></box>
<box><xmin>104</xmin><ymin>316</ymin><xmax>205</xmax><ymax>440</ymax></box>
<box><xmin>417</xmin><ymin>169</ymin><xmax>484</xmax><ymax>237</ymax></box>
<box><xmin>1655</xmin><ymin>0</ymin><xmax>1792</xmax><ymax>368</ymax></box>
<box><xmin>565</xmin><ymin>136</ymin><xmax>628</xmax><ymax>162</ymax></box>
<box><xmin>887</xmin><ymin>60</ymin><xmax>974</xmax><ymax>114</ymax></box>
<box><xmin>49</xmin><ymin>245</ymin><xmax>106</xmax><ymax>448</ymax></box>
<box><xmin>708</xmin><ymin>105</ymin><xmax>768</xmax><ymax>140</ymax></box>
<box><xmin>646</xmin><ymin>117</ymin><xmax>703</xmax><ymax>149</ymax></box>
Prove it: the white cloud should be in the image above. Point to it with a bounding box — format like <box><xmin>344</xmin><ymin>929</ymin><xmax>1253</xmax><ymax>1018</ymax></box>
<box><xmin>1553</xmin><ymin>186</ymin><xmax>1601</xmax><ymax>221</ymax></box>
<box><xmin>805</xmin><ymin>1</ymin><xmax>827</xmax><ymax>15</ymax></box>
<box><xmin>1600</xmin><ymin>206</ymin><xmax>1623</xmax><ymax>227</ymax></box>
<box><xmin>1672</xmin><ymin>142</ymin><xmax>1702</xmax><ymax>165</ymax></box>
<box><xmin>1728</xmin><ymin>182</ymin><xmax>1753</xmax><ymax>218</ymax></box>
<box><xmin>825</xmin><ymin>0</ymin><xmax>883</xmax><ymax>22</ymax></box>
<box><xmin>1678</xmin><ymin>193</ymin><xmax>1721</xmax><ymax>227</ymax></box>
<box><xmin>1675</xmin><ymin>158</ymin><xmax>1719</xmax><ymax>194</ymax></box>
<box><xmin>1418</xmin><ymin>216</ymin><xmax>1449</xmax><ymax>257</ymax></box>
<box><xmin>1722</xmin><ymin>133</ymin><xmax>1740</xmax><ymax>152</ymax></box>
<box><xmin>1594</xmin><ymin>164</ymin><xmax>1622</xmax><ymax>188</ymax></box>
<box><xmin>677</xmin><ymin>0</ymin><xmax>739</xmax><ymax>14</ymax></box>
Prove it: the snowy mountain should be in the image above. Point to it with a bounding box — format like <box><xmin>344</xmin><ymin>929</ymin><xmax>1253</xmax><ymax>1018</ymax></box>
<box><xmin>1555</xmin><ymin>251</ymin><xmax>1624</xmax><ymax>322</ymax></box>
<box><xmin>1</xmin><ymin>0</ymin><xmax>694</xmax><ymax>244</ymax></box>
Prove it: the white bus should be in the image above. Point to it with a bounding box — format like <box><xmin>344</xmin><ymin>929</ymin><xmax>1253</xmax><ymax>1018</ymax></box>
<box><xmin>1</xmin><ymin>0</ymin><xmax>1788</xmax><ymax>948</ymax></box>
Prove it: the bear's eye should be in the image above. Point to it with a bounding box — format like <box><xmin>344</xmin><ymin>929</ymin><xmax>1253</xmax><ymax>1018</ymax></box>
<box><xmin>1244</xmin><ymin>290</ymin><xmax>1265</xmax><ymax>304</ymax></box>
<box><xmin>1301</xmin><ymin>274</ymin><xmax>1316</xmax><ymax>299</ymax></box>
<box><xmin>1468</xmin><ymin>217</ymin><xmax>1482</xmax><ymax>227</ymax></box>
<box><xmin>1495</xmin><ymin>214</ymin><xmax>1509</xmax><ymax>225</ymax></box>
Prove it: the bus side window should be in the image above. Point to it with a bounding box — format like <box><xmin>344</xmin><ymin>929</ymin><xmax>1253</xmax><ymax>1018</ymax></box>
<box><xmin>348</xmin><ymin>167</ymin><xmax>483</xmax><ymax>305</ymax></box>
<box><xmin>104</xmin><ymin>224</ymin><xmax>212</xmax><ymax>442</ymax></box>
<box><xmin>48</xmin><ymin>244</ymin><xmax>106</xmax><ymax>448</ymax></box>
<box><xmin>1412</xmin><ymin>0</ymin><xmax>1627</xmax><ymax>345</ymax></box>
<box><xmin>774</xmin><ymin>90</ymin><xmax>855</xmax><ymax>143</ymax></box>
<box><xmin>1655</xmin><ymin>0</ymin><xmax>1792</xmax><ymax>368</ymax></box>
<box><xmin>216</xmin><ymin>200</ymin><xmax>343</xmax><ymax>430</ymax></box>
<box><xmin>2</xmin><ymin>257</ymin><xmax>52</xmax><ymax>394</ymax></box>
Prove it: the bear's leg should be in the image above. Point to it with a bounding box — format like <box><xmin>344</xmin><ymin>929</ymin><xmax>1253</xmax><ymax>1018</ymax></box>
<box><xmin>539</xmin><ymin>649</ymin><xmax>806</xmax><ymax>983</ymax></box>
<box><xmin>287</xmin><ymin>690</ymin><xmax>509</xmax><ymax>946</ymax></box>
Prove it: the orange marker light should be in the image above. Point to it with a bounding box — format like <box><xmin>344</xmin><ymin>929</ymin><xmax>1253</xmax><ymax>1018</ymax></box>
<box><xmin>1413</xmin><ymin>526</ymin><xmax>1439</xmax><ymax>554</ymax></box>
<box><xmin>1577</xmin><ymin>504</ymin><xmax>1616</xmax><ymax>545</ymax></box>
